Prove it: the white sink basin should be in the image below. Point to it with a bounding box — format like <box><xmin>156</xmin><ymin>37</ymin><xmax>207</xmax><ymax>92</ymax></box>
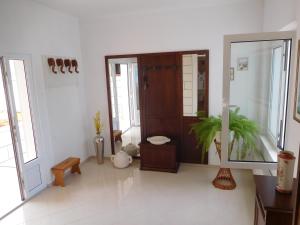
<box><xmin>147</xmin><ymin>136</ymin><xmax>171</xmax><ymax>145</ymax></box>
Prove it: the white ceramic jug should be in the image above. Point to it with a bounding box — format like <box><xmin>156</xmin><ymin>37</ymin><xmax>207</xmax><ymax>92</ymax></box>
<box><xmin>111</xmin><ymin>151</ymin><xmax>133</xmax><ymax>168</ymax></box>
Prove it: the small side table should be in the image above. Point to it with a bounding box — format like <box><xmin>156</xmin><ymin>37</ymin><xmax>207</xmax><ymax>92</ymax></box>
<box><xmin>254</xmin><ymin>175</ymin><xmax>295</xmax><ymax>225</ymax></box>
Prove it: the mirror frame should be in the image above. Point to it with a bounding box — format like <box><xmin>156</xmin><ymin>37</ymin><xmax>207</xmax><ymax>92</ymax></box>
<box><xmin>221</xmin><ymin>31</ymin><xmax>297</xmax><ymax>170</ymax></box>
<box><xmin>105</xmin><ymin>54</ymin><xmax>140</xmax><ymax>154</ymax></box>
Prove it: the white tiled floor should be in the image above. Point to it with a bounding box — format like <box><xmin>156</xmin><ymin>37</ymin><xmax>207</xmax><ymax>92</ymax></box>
<box><xmin>0</xmin><ymin>158</ymin><xmax>255</xmax><ymax>225</ymax></box>
<box><xmin>0</xmin><ymin>155</ymin><xmax>23</xmax><ymax>218</ymax></box>
<box><xmin>0</xmin><ymin>165</ymin><xmax>22</xmax><ymax>218</ymax></box>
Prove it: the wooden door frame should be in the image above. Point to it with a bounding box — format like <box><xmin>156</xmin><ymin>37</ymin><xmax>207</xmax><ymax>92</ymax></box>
<box><xmin>105</xmin><ymin>50</ymin><xmax>209</xmax><ymax>155</ymax></box>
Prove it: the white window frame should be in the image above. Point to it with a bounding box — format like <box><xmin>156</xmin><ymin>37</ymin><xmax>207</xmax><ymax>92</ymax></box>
<box><xmin>267</xmin><ymin>46</ymin><xmax>284</xmax><ymax>147</ymax></box>
<box><xmin>221</xmin><ymin>31</ymin><xmax>296</xmax><ymax>170</ymax></box>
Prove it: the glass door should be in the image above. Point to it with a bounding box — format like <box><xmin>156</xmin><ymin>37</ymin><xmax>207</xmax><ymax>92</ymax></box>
<box><xmin>221</xmin><ymin>31</ymin><xmax>296</xmax><ymax>170</ymax></box>
<box><xmin>0</xmin><ymin>58</ymin><xmax>24</xmax><ymax>218</ymax></box>
<box><xmin>0</xmin><ymin>55</ymin><xmax>45</xmax><ymax>205</ymax></box>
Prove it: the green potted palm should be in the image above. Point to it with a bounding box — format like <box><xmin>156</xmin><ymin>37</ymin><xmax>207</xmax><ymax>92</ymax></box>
<box><xmin>191</xmin><ymin>108</ymin><xmax>260</xmax><ymax>189</ymax></box>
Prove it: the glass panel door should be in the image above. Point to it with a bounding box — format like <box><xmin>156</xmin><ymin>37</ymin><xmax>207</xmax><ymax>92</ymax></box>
<box><xmin>8</xmin><ymin>60</ymin><xmax>37</xmax><ymax>163</ymax></box>
<box><xmin>222</xmin><ymin>31</ymin><xmax>295</xmax><ymax>170</ymax></box>
<box><xmin>1</xmin><ymin>55</ymin><xmax>45</xmax><ymax>200</ymax></box>
<box><xmin>0</xmin><ymin>58</ymin><xmax>24</xmax><ymax>218</ymax></box>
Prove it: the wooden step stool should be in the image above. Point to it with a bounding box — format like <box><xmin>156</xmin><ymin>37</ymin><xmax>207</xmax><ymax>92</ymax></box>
<box><xmin>51</xmin><ymin>157</ymin><xmax>81</xmax><ymax>187</ymax></box>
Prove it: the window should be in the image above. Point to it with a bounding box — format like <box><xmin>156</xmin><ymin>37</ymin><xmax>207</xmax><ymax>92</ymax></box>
<box><xmin>222</xmin><ymin>31</ymin><xmax>295</xmax><ymax>170</ymax></box>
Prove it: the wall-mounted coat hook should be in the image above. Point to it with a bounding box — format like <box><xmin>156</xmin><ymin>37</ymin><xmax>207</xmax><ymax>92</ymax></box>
<box><xmin>71</xmin><ymin>59</ymin><xmax>79</xmax><ymax>73</ymax></box>
<box><xmin>56</xmin><ymin>58</ymin><xmax>65</xmax><ymax>74</ymax></box>
<box><xmin>48</xmin><ymin>58</ymin><xmax>57</xmax><ymax>74</ymax></box>
<box><xmin>64</xmin><ymin>59</ymin><xmax>72</xmax><ymax>73</ymax></box>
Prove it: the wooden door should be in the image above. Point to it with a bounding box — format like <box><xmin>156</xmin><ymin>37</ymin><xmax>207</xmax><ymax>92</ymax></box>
<box><xmin>139</xmin><ymin>53</ymin><xmax>182</xmax><ymax>142</ymax></box>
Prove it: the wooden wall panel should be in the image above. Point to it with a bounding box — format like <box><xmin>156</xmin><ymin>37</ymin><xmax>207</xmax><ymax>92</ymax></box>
<box><xmin>139</xmin><ymin>53</ymin><xmax>181</xmax><ymax>143</ymax></box>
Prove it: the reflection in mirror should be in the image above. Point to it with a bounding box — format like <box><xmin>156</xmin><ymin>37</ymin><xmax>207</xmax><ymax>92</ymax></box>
<box><xmin>108</xmin><ymin>58</ymin><xmax>141</xmax><ymax>156</ymax></box>
<box><xmin>182</xmin><ymin>53</ymin><xmax>207</xmax><ymax>117</ymax></box>
<box><xmin>229</xmin><ymin>39</ymin><xmax>291</xmax><ymax>163</ymax></box>
<box><xmin>197</xmin><ymin>55</ymin><xmax>207</xmax><ymax>116</ymax></box>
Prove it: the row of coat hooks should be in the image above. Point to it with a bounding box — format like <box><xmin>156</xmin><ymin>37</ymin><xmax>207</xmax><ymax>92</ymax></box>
<box><xmin>48</xmin><ymin>58</ymin><xmax>79</xmax><ymax>74</ymax></box>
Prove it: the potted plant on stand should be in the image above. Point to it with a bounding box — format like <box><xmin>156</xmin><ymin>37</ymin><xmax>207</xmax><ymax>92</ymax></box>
<box><xmin>191</xmin><ymin>108</ymin><xmax>259</xmax><ymax>190</ymax></box>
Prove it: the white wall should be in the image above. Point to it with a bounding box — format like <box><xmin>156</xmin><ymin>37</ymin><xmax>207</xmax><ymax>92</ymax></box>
<box><xmin>80</xmin><ymin>0</ymin><xmax>264</xmax><ymax>164</ymax></box>
<box><xmin>230</xmin><ymin>42</ymin><xmax>263</xmax><ymax>121</ymax></box>
<box><xmin>0</xmin><ymin>0</ymin><xmax>89</xmax><ymax>183</ymax></box>
<box><xmin>263</xmin><ymin>0</ymin><xmax>297</xmax><ymax>32</ymax></box>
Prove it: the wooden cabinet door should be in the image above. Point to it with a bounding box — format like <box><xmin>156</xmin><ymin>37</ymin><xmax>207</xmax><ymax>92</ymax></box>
<box><xmin>139</xmin><ymin>53</ymin><xmax>181</xmax><ymax>141</ymax></box>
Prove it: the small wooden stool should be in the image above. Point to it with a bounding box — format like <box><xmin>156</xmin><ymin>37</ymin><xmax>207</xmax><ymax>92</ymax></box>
<box><xmin>113</xmin><ymin>130</ymin><xmax>122</xmax><ymax>142</ymax></box>
<box><xmin>51</xmin><ymin>157</ymin><xmax>81</xmax><ymax>187</ymax></box>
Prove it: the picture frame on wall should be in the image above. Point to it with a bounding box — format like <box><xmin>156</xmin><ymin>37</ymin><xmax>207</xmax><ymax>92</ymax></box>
<box><xmin>237</xmin><ymin>57</ymin><xmax>248</xmax><ymax>71</ymax></box>
<box><xmin>294</xmin><ymin>40</ymin><xmax>300</xmax><ymax>122</ymax></box>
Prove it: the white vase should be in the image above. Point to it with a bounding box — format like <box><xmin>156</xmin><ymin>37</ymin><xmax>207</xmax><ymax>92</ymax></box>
<box><xmin>110</xmin><ymin>151</ymin><xmax>132</xmax><ymax>168</ymax></box>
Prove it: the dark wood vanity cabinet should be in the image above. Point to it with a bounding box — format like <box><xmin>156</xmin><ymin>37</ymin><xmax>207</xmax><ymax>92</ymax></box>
<box><xmin>254</xmin><ymin>175</ymin><xmax>295</xmax><ymax>225</ymax></box>
<box><xmin>140</xmin><ymin>140</ymin><xmax>178</xmax><ymax>173</ymax></box>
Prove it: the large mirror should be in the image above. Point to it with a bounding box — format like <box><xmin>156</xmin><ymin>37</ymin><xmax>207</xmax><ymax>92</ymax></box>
<box><xmin>107</xmin><ymin>57</ymin><xmax>141</xmax><ymax>156</ymax></box>
<box><xmin>182</xmin><ymin>53</ymin><xmax>208</xmax><ymax>118</ymax></box>
<box><xmin>222</xmin><ymin>31</ymin><xmax>295</xmax><ymax>168</ymax></box>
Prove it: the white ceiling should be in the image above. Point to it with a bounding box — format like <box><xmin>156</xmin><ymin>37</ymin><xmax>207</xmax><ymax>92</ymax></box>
<box><xmin>32</xmin><ymin>0</ymin><xmax>250</xmax><ymax>20</ymax></box>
